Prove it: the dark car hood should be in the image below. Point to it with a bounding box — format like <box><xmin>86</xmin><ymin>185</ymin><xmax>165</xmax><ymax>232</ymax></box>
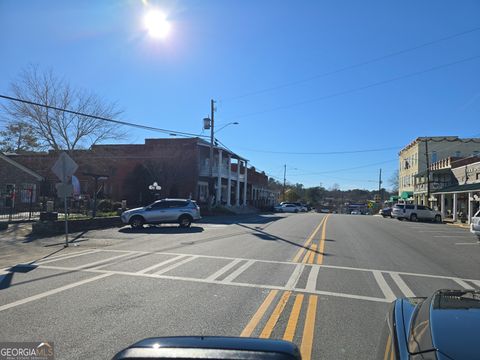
<box><xmin>405</xmin><ymin>290</ymin><xmax>480</xmax><ymax>360</ymax></box>
<box><xmin>430</xmin><ymin>291</ymin><xmax>480</xmax><ymax>360</ymax></box>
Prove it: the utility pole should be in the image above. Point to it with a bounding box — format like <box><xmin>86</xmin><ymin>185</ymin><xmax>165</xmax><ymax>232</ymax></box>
<box><xmin>283</xmin><ymin>164</ymin><xmax>286</xmax><ymax>201</ymax></box>
<box><xmin>378</xmin><ymin>168</ymin><xmax>382</xmax><ymax>202</ymax></box>
<box><xmin>425</xmin><ymin>139</ymin><xmax>430</xmax><ymax>206</ymax></box>
<box><xmin>208</xmin><ymin>99</ymin><xmax>216</xmax><ymax>207</ymax></box>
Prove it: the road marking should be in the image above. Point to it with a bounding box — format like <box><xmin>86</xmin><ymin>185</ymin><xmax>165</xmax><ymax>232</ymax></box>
<box><xmin>91</xmin><ymin>253</ymin><xmax>143</xmax><ymax>270</ymax></box>
<box><xmin>455</xmin><ymin>242</ymin><xmax>480</xmax><ymax>245</ymax></box>
<box><xmin>300</xmin><ymin>295</ymin><xmax>318</xmax><ymax>360</ymax></box>
<box><xmin>285</xmin><ymin>263</ymin><xmax>305</xmax><ymax>290</ymax></box>
<box><xmin>36</xmin><ymin>250</ymin><xmax>100</xmax><ymax>264</ymax></box>
<box><xmin>154</xmin><ymin>256</ymin><xmax>198</xmax><ymax>275</ymax></box>
<box><xmin>35</xmin><ymin>249</ymin><xmax>97</xmax><ymax>263</ymax></box>
<box><xmin>470</xmin><ymin>280</ymin><xmax>480</xmax><ymax>288</ymax></box>
<box><xmin>373</xmin><ymin>271</ymin><xmax>396</xmax><ymax>301</ymax></box>
<box><xmin>383</xmin><ymin>334</ymin><xmax>391</xmax><ymax>360</ymax></box>
<box><xmin>305</xmin><ymin>266</ymin><xmax>319</xmax><ymax>292</ymax></box>
<box><xmin>75</xmin><ymin>252</ymin><xmax>134</xmax><ymax>270</ymax></box>
<box><xmin>306</xmin><ymin>244</ymin><xmax>317</xmax><ymax>264</ymax></box>
<box><xmin>205</xmin><ymin>258</ymin><xmax>243</xmax><ymax>281</ymax></box>
<box><xmin>433</xmin><ymin>235</ymin><xmax>472</xmax><ymax>238</ymax></box>
<box><xmin>136</xmin><ymin>255</ymin><xmax>187</xmax><ymax>274</ymax></box>
<box><xmin>240</xmin><ymin>290</ymin><xmax>278</xmax><ymax>337</ymax></box>
<box><xmin>36</xmin><ymin>264</ymin><xmax>391</xmax><ymax>303</ymax></box>
<box><xmin>0</xmin><ymin>273</ymin><xmax>112</xmax><ymax>312</ymax></box>
<box><xmin>38</xmin><ymin>248</ymin><xmax>480</xmax><ymax>285</ymax></box>
<box><xmin>283</xmin><ymin>294</ymin><xmax>304</xmax><ymax>341</ymax></box>
<box><xmin>453</xmin><ymin>278</ymin><xmax>475</xmax><ymax>290</ymax></box>
<box><xmin>390</xmin><ymin>273</ymin><xmax>415</xmax><ymax>297</ymax></box>
<box><xmin>222</xmin><ymin>259</ymin><xmax>255</xmax><ymax>283</ymax></box>
<box><xmin>260</xmin><ymin>291</ymin><xmax>291</xmax><ymax>338</ymax></box>
<box><xmin>292</xmin><ymin>216</ymin><xmax>326</xmax><ymax>263</ymax></box>
<box><xmin>317</xmin><ymin>214</ymin><xmax>330</xmax><ymax>264</ymax></box>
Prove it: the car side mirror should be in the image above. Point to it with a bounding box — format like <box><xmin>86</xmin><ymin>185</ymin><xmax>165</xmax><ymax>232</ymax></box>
<box><xmin>112</xmin><ymin>337</ymin><xmax>301</xmax><ymax>360</ymax></box>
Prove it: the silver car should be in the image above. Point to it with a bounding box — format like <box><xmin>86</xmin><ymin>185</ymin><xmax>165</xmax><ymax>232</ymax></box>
<box><xmin>121</xmin><ymin>199</ymin><xmax>201</xmax><ymax>229</ymax></box>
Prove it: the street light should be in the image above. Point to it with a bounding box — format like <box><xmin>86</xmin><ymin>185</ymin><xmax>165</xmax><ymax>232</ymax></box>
<box><xmin>215</xmin><ymin>122</ymin><xmax>239</xmax><ymax>134</ymax></box>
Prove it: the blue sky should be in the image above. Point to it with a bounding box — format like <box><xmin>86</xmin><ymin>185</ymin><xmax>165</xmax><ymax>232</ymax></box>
<box><xmin>1</xmin><ymin>0</ymin><xmax>479</xmax><ymax>190</ymax></box>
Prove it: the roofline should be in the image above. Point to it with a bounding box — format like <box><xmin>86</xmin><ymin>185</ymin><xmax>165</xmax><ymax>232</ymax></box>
<box><xmin>399</xmin><ymin>136</ymin><xmax>480</xmax><ymax>155</ymax></box>
<box><xmin>196</xmin><ymin>139</ymin><xmax>248</xmax><ymax>161</ymax></box>
<box><xmin>0</xmin><ymin>153</ymin><xmax>44</xmax><ymax>181</ymax></box>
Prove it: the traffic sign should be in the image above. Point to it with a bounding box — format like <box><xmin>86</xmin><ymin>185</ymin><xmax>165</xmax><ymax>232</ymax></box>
<box><xmin>51</xmin><ymin>152</ymin><xmax>78</xmax><ymax>181</ymax></box>
<box><xmin>55</xmin><ymin>183</ymin><xmax>73</xmax><ymax>198</ymax></box>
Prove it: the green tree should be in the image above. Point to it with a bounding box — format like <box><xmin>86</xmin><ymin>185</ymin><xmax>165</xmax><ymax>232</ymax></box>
<box><xmin>0</xmin><ymin>121</ymin><xmax>40</xmax><ymax>152</ymax></box>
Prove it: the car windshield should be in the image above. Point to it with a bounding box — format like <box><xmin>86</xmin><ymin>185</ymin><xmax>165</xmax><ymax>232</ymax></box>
<box><xmin>1</xmin><ymin>2</ymin><xmax>479</xmax><ymax>360</ymax></box>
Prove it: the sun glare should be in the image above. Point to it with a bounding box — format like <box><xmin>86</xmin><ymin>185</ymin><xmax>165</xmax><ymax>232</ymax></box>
<box><xmin>144</xmin><ymin>10</ymin><xmax>171</xmax><ymax>39</ymax></box>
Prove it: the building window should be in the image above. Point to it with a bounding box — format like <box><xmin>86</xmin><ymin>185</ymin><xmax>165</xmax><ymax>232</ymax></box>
<box><xmin>454</xmin><ymin>151</ymin><xmax>461</xmax><ymax>158</ymax></box>
<box><xmin>20</xmin><ymin>184</ymin><xmax>36</xmax><ymax>203</ymax></box>
<box><xmin>473</xmin><ymin>151</ymin><xmax>479</xmax><ymax>157</ymax></box>
<box><xmin>431</xmin><ymin>151</ymin><xmax>437</xmax><ymax>163</ymax></box>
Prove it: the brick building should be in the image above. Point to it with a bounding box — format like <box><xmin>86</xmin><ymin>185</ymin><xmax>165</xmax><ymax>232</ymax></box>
<box><xmin>1</xmin><ymin>137</ymin><xmax>277</xmax><ymax>209</ymax></box>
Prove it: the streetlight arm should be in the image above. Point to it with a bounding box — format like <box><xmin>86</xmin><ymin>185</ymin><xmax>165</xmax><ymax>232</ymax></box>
<box><xmin>215</xmin><ymin>122</ymin><xmax>239</xmax><ymax>134</ymax></box>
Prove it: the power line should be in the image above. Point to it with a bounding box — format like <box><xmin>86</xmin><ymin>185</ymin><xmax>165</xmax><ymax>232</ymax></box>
<box><xmin>292</xmin><ymin>159</ymin><xmax>397</xmax><ymax>176</ymax></box>
<box><xmin>236</xmin><ymin>145</ymin><xmax>401</xmax><ymax>155</ymax></box>
<box><xmin>225</xmin><ymin>54</ymin><xmax>480</xmax><ymax>121</ymax></box>
<box><xmin>222</xmin><ymin>26</ymin><xmax>480</xmax><ymax>101</ymax></box>
<box><xmin>0</xmin><ymin>94</ymin><xmax>209</xmax><ymax>139</ymax></box>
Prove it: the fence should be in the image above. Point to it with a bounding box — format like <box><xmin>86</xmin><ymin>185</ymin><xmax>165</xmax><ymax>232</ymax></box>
<box><xmin>0</xmin><ymin>197</ymin><xmax>90</xmax><ymax>223</ymax></box>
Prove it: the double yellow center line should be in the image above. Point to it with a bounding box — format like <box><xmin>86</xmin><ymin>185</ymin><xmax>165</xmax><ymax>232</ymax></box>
<box><xmin>240</xmin><ymin>215</ymin><xmax>330</xmax><ymax>360</ymax></box>
<box><xmin>240</xmin><ymin>290</ymin><xmax>318</xmax><ymax>360</ymax></box>
<box><xmin>292</xmin><ymin>214</ymin><xmax>330</xmax><ymax>265</ymax></box>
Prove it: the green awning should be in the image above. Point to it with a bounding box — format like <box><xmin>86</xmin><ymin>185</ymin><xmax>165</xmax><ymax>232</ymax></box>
<box><xmin>400</xmin><ymin>191</ymin><xmax>413</xmax><ymax>199</ymax></box>
<box><xmin>432</xmin><ymin>183</ymin><xmax>480</xmax><ymax>194</ymax></box>
<box><xmin>389</xmin><ymin>196</ymin><xmax>400</xmax><ymax>202</ymax></box>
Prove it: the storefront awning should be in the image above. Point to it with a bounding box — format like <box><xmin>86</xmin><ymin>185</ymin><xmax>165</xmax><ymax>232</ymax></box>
<box><xmin>400</xmin><ymin>191</ymin><xmax>413</xmax><ymax>199</ymax></box>
<box><xmin>389</xmin><ymin>195</ymin><xmax>400</xmax><ymax>202</ymax></box>
<box><xmin>432</xmin><ymin>183</ymin><xmax>480</xmax><ymax>194</ymax></box>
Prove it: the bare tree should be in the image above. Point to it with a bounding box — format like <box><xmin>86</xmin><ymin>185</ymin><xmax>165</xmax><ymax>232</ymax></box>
<box><xmin>389</xmin><ymin>169</ymin><xmax>399</xmax><ymax>193</ymax></box>
<box><xmin>1</xmin><ymin>65</ymin><xmax>125</xmax><ymax>151</ymax></box>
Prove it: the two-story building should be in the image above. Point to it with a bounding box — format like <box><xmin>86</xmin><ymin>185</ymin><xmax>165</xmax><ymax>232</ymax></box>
<box><xmin>432</xmin><ymin>157</ymin><xmax>480</xmax><ymax>223</ymax></box>
<box><xmin>398</xmin><ymin>136</ymin><xmax>480</xmax><ymax>203</ymax></box>
<box><xmin>2</xmin><ymin>137</ymin><xmax>277</xmax><ymax>210</ymax></box>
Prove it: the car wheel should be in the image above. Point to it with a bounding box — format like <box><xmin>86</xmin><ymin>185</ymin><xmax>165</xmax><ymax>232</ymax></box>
<box><xmin>410</xmin><ymin>213</ymin><xmax>418</xmax><ymax>222</ymax></box>
<box><xmin>130</xmin><ymin>216</ymin><xmax>144</xmax><ymax>229</ymax></box>
<box><xmin>178</xmin><ymin>215</ymin><xmax>192</xmax><ymax>228</ymax></box>
<box><xmin>435</xmin><ymin>214</ymin><xmax>442</xmax><ymax>223</ymax></box>
<box><xmin>294</xmin><ymin>209</ymin><xmax>299</xmax><ymax>213</ymax></box>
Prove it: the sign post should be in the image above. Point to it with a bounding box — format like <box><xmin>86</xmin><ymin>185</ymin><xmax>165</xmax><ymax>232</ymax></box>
<box><xmin>51</xmin><ymin>152</ymin><xmax>78</xmax><ymax>247</ymax></box>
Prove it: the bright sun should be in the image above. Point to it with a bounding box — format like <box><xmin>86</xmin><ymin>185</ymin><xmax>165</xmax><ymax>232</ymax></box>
<box><xmin>144</xmin><ymin>10</ymin><xmax>171</xmax><ymax>39</ymax></box>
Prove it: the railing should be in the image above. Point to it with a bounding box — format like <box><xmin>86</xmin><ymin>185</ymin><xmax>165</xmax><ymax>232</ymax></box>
<box><xmin>199</xmin><ymin>165</ymin><xmax>245</xmax><ymax>180</ymax></box>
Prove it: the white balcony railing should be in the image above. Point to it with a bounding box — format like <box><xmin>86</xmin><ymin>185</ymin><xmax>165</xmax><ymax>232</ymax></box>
<box><xmin>199</xmin><ymin>165</ymin><xmax>245</xmax><ymax>180</ymax></box>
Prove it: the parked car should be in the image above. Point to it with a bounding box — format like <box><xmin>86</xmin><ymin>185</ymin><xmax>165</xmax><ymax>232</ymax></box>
<box><xmin>376</xmin><ymin>289</ymin><xmax>480</xmax><ymax>360</ymax></box>
<box><xmin>391</xmin><ymin>203</ymin><xmax>442</xmax><ymax>222</ymax></box>
<box><xmin>470</xmin><ymin>209</ymin><xmax>480</xmax><ymax>240</ymax></box>
<box><xmin>320</xmin><ymin>208</ymin><xmax>330</xmax><ymax>213</ymax></box>
<box><xmin>292</xmin><ymin>202</ymin><xmax>308</xmax><ymax>212</ymax></box>
<box><xmin>274</xmin><ymin>203</ymin><xmax>301</xmax><ymax>213</ymax></box>
<box><xmin>379</xmin><ymin>207</ymin><xmax>392</xmax><ymax>218</ymax></box>
<box><xmin>350</xmin><ymin>210</ymin><xmax>361</xmax><ymax>215</ymax></box>
<box><xmin>121</xmin><ymin>199</ymin><xmax>201</xmax><ymax>229</ymax></box>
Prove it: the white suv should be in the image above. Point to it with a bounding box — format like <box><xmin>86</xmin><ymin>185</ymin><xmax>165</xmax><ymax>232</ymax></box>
<box><xmin>470</xmin><ymin>209</ymin><xmax>480</xmax><ymax>240</ymax></box>
<box><xmin>392</xmin><ymin>203</ymin><xmax>442</xmax><ymax>222</ymax></box>
<box><xmin>121</xmin><ymin>199</ymin><xmax>201</xmax><ymax>229</ymax></box>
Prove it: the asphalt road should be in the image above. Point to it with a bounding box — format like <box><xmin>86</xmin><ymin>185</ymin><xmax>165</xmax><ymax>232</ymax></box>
<box><xmin>0</xmin><ymin>213</ymin><xmax>479</xmax><ymax>359</ymax></box>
